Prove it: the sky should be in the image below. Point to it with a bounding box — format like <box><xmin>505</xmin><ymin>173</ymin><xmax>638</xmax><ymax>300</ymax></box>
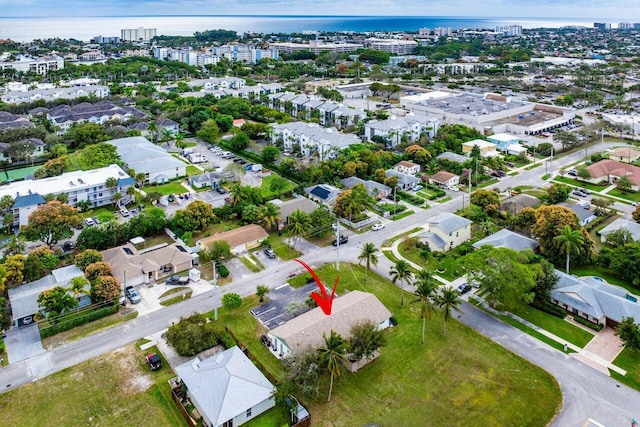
<box><xmin>0</xmin><ymin>0</ymin><xmax>638</xmax><ymax>19</ymax></box>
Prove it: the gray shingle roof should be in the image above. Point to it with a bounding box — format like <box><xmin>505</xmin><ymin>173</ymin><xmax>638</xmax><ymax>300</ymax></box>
<box><xmin>599</xmin><ymin>218</ymin><xmax>640</xmax><ymax>242</ymax></box>
<box><xmin>428</xmin><ymin>212</ymin><xmax>472</xmax><ymax>235</ymax></box>
<box><xmin>559</xmin><ymin>203</ymin><xmax>596</xmax><ymax>223</ymax></box>
<box><xmin>472</xmin><ymin>229</ymin><xmax>539</xmax><ymax>251</ymax></box>
<box><xmin>437</xmin><ymin>152</ymin><xmax>468</xmax><ymax>163</ymax></box>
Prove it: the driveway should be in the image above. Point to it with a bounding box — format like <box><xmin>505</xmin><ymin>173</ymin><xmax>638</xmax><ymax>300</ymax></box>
<box><xmin>582</xmin><ymin>327</ymin><xmax>625</xmax><ymax>363</ymax></box>
<box><xmin>4</xmin><ymin>323</ymin><xmax>45</xmax><ymax>363</ymax></box>
<box><xmin>250</xmin><ymin>282</ymin><xmax>320</xmax><ymax>330</ymax></box>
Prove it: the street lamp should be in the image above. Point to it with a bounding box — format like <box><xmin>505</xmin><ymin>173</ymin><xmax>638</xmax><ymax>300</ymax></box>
<box><xmin>212</xmin><ymin>260</ymin><xmax>219</xmax><ymax>321</ymax></box>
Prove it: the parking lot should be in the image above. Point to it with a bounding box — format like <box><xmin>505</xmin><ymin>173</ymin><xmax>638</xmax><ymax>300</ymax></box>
<box><xmin>251</xmin><ymin>281</ymin><xmax>328</xmax><ymax>330</ymax></box>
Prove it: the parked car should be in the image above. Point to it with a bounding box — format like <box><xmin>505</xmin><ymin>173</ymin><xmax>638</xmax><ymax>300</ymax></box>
<box><xmin>125</xmin><ymin>285</ymin><xmax>141</xmax><ymax>304</ymax></box>
<box><xmin>332</xmin><ymin>235</ymin><xmax>348</xmax><ymax>246</ymax></box>
<box><xmin>145</xmin><ymin>353</ymin><xmax>162</xmax><ymax>370</ymax></box>
<box><xmin>331</xmin><ymin>222</ymin><xmax>339</xmax><ymax>231</ymax></box>
<box><xmin>572</xmin><ymin>190</ymin><xmax>587</xmax><ymax>197</ymax></box>
<box><xmin>168</xmin><ymin>194</ymin><xmax>176</xmax><ymax>203</ymax></box>
<box><xmin>62</xmin><ymin>241</ymin><xmax>75</xmax><ymax>251</ymax></box>
<box><xmin>457</xmin><ymin>283</ymin><xmax>472</xmax><ymax>295</ymax></box>
<box><xmin>83</xmin><ymin>218</ymin><xmax>95</xmax><ymax>227</ymax></box>
<box><xmin>567</xmin><ymin>169</ymin><xmax>578</xmax><ymax>177</ymax></box>
<box><xmin>371</xmin><ymin>223</ymin><xmax>385</xmax><ymax>231</ymax></box>
<box><xmin>412</xmin><ymin>184</ymin><xmax>424</xmax><ymax>191</ymax></box>
<box><xmin>166</xmin><ymin>275</ymin><xmax>181</xmax><ymax>286</ymax></box>
<box><xmin>579</xmin><ymin>188</ymin><xmax>592</xmax><ymax>195</ymax></box>
<box><xmin>215</xmin><ymin>187</ymin><xmax>227</xmax><ymax>194</ymax></box>
<box><xmin>264</xmin><ymin>247</ymin><xmax>276</xmax><ymax>259</ymax></box>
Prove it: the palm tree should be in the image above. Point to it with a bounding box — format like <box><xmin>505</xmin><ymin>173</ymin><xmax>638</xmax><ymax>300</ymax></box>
<box><xmin>113</xmin><ymin>192</ymin><xmax>122</xmax><ymax>207</ymax></box>
<box><xmin>438</xmin><ymin>287</ymin><xmax>461</xmax><ymax>335</ymax></box>
<box><xmin>135</xmin><ymin>172</ymin><xmax>146</xmax><ymax>189</ymax></box>
<box><xmin>317</xmin><ymin>330</ymin><xmax>348</xmax><ymax>402</ymax></box>
<box><xmin>389</xmin><ymin>260</ymin><xmax>414</xmax><ymax>306</ymax></box>
<box><xmin>174</xmin><ymin>132</ymin><xmax>185</xmax><ymax>149</ymax></box>
<box><xmin>412</xmin><ymin>271</ymin><xmax>438</xmax><ymax>344</ymax></box>
<box><xmin>358</xmin><ymin>242</ymin><xmax>379</xmax><ymax>282</ymax></box>
<box><xmin>287</xmin><ymin>209</ymin><xmax>312</xmax><ymax>249</ymax></box>
<box><xmin>161</xmin><ymin>128</ymin><xmax>174</xmax><ymax>147</ymax></box>
<box><xmin>105</xmin><ymin>177</ymin><xmax>118</xmax><ymax>205</ymax></box>
<box><xmin>259</xmin><ymin>202</ymin><xmax>281</xmax><ymax>232</ymax></box>
<box><xmin>68</xmin><ymin>277</ymin><xmax>90</xmax><ymax>312</ymax></box>
<box><xmin>553</xmin><ymin>225</ymin><xmax>584</xmax><ymax>274</ymax></box>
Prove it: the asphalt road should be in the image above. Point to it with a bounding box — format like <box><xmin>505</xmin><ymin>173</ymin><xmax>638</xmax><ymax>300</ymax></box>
<box><xmin>1</xmin><ymin>141</ymin><xmax>639</xmax><ymax>426</ymax></box>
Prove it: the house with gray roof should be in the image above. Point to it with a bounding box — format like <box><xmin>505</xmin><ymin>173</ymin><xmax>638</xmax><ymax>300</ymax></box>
<box><xmin>304</xmin><ymin>183</ymin><xmax>342</xmax><ymax>207</ymax></box>
<box><xmin>472</xmin><ymin>229</ymin><xmax>539</xmax><ymax>252</ymax></box>
<box><xmin>384</xmin><ymin>169</ymin><xmax>420</xmax><ymax>190</ymax></box>
<box><xmin>0</xmin><ymin>111</ymin><xmax>34</xmax><ymax>131</ymax></box>
<box><xmin>437</xmin><ymin>151</ymin><xmax>468</xmax><ymax>164</ymax></box>
<box><xmin>108</xmin><ymin>136</ymin><xmax>186</xmax><ymax>184</ymax></box>
<box><xmin>48</xmin><ymin>100</ymin><xmax>145</xmax><ymax>135</ymax></box>
<box><xmin>8</xmin><ymin>265</ymin><xmax>88</xmax><ymax>327</ymax></box>
<box><xmin>156</xmin><ymin>118</ymin><xmax>180</xmax><ymax>135</ymax></box>
<box><xmin>599</xmin><ymin>218</ymin><xmax>640</xmax><ymax>243</ymax></box>
<box><xmin>419</xmin><ymin>212</ymin><xmax>472</xmax><ymax>252</ymax></box>
<box><xmin>551</xmin><ymin>271</ymin><xmax>640</xmax><ymax>328</ymax></box>
<box><xmin>190</xmin><ymin>172</ymin><xmax>222</xmax><ymax>189</ymax></box>
<box><xmin>175</xmin><ymin>346</ymin><xmax>276</xmax><ymax>427</ymax></box>
<box><xmin>271</xmin><ymin>197</ymin><xmax>318</xmax><ymax>230</ymax></box>
<box><xmin>341</xmin><ymin>176</ymin><xmax>391</xmax><ymax>199</ymax></box>
<box><xmin>559</xmin><ymin>202</ymin><xmax>596</xmax><ymax>227</ymax></box>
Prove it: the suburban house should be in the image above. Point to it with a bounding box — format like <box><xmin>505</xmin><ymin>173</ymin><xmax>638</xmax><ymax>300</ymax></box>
<box><xmin>559</xmin><ymin>202</ymin><xmax>597</xmax><ymax>227</ymax></box>
<box><xmin>8</xmin><ymin>265</ymin><xmax>89</xmax><ymax>327</ymax></box>
<box><xmin>102</xmin><ymin>242</ymin><xmax>195</xmax><ymax>286</ymax></box>
<box><xmin>551</xmin><ymin>272</ymin><xmax>640</xmax><ymax>328</ymax></box>
<box><xmin>190</xmin><ymin>172</ymin><xmax>222</xmax><ymax>189</ymax></box>
<box><xmin>0</xmin><ymin>137</ymin><xmax>46</xmax><ymax>163</ymax></box>
<box><xmin>270</xmin><ymin>122</ymin><xmax>361</xmax><ymax>160</ymax></box>
<box><xmin>500</xmin><ymin>193</ymin><xmax>540</xmax><ymax>214</ymax></box>
<box><xmin>486</xmin><ymin>132</ymin><xmax>527</xmax><ymax>156</ymax></box>
<box><xmin>0</xmin><ymin>111</ymin><xmax>35</xmax><ymax>131</ymax></box>
<box><xmin>174</xmin><ymin>346</ymin><xmax>276</xmax><ymax>427</ymax></box>
<box><xmin>156</xmin><ymin>118</ymin><xmax>180</xmax><ymax>135</ymax></box>
<box><xmin>197</xmin><ymin>224</ymin><xmax>269</xmax><ymax>255</ymax></box>
<box><xmin>268</xmin><ymin>290</ymin><xmax>392</xmax><ymax>359</ymax></box>
<box><xmin>0</xmin><ymin>164</ymin><xmax>134</xmax><ymax>228</ymax></box>
<box><xmin>384</xmin><ymin>169</ymin><xmax>420</xmax><ymax>190</ymax></box>
<box><xmin>585</xmin><ymin>160</ymin><xmax>640</xmax><ymax>191</ymax></box>
<box><xmin>472</xmin><ymin>229</ymin><xmax>540</xmax><ymax>252</ymax></box>
<box><xmin>599</xmin><ymin>218</ymin><xmax>640</xmax><ymax>243</ymax></box>
<box><xmin>1</xmin><ymin>85</ymin><xmax>110</xmax><ymax>105</ymax></box>
<box><xmin>607</xmin><ymin>147</ymin><xmax>640</xmax><ymax>164</ymax></box>
<box><xmin>393</xmin><ymin>161</ymin><xmax>421</xmax><ymax>176</ymax></box>
<box><xmin>364</xmin><ymin>114</ymin><xmax>440</xmax><ymax>147</ymax></box>
<box><xmin>437</xmin><ymin>151</ymin><xmax>468</xmax><ymax>164</ymax></box>
<box><xmin>418</xmin><ymin>212</ymin><xmax>472</xmax><ymax>252</ymax></box>
<box><xmin>108</xmin><ymin>136</ymin><xmax>186</xmax><ymax>184</ymax></box>
<box><xmin>271</xmin><ymin>197</ymin><xmax>318</xmax><ymax>230</ymax></box>
<box><xmin>340</xmin><ymin>177</ymin><xmax>391</xmax><ymax>199</ymax></box>
<box><xmin>462</xmin><ymin>139</ymin><xmax>498</xmax><ymax>157</ymax></box>
<box><xmin>429</xmin><ymin>171</ymin><xmax>460</xmax><ymax>188</ymax></box>
<box><xmin>304</xmin><ymin>184</ymin><xmax>342</xmax><ymax>206</ymax></box>
<box><xmin>47</xmin><ymin>100</ymin><xmax>145</xmax><ymax>135</ymax></box>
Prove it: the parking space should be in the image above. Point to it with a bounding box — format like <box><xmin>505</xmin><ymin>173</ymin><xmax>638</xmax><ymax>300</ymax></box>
<box><xmin>251</xmin><ymin>282</ymin><xmax>323</xmax><ymax>330</ymax></box>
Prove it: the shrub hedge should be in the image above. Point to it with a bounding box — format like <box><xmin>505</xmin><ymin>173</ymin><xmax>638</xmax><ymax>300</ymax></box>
<box><xmin>572</xmin><ymin>315</ymin><xmax>604</xmax><ymax>331</ymax></box>
<box><xmin>39</xmin><ymin>303</ymin><xmax>119</xmax><ymax>339</ymax></box>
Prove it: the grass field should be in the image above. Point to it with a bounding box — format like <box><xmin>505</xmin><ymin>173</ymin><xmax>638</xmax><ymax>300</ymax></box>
<box><xmin>260</xmin><ymin>174</ymin><xmax>297</xmax><ymax>198</ymax></box>
<box><xmin>571</xmin><ymin>265</ymin><xmax>639</xmax><ymax>296</ymax></box>
<box><xmin>607</xmin><ymin>188</ymin><xmax>640</xmax><ymax>202</ymax></box>
<box><xmin>553</xmin><ymin>176</ymin><xmax>607</xmax><ymax>192</ymax></box>
<box><xmin>0</xmin><ymin>343</ymin><xmax>184</xmax><ymax>427</ymax></box>
<box><xmin>398</xmin><ymin>239</ymin><xmax>466</xmax><ymax>281</ymax></box>
<box><xmin>511</xmin><ymin>305</ymin><xmax>594</xmax><ymax>348</ymax></box>
<box><xmin>221</xmin><ymin>263</ymin><xmax>560</xmax><ymax>426</ymax></box>
<box><xmin>610</xmin><ymin>347</ymin><xmax>640</xmax><ymax>391</ymax></box>
<box><xmin>267</xmin><ymin>232</ymin><xmax>302</xmax><ymax>260</ymax></box>
<box><xmin>147</xmin><ymin>181</ymin><xmax>189</xmax><ymax>196</ymax></box>
<box><xmin>185</xmin><ymin>165</ymin><xmax>202</xmax><ymax>177</ymax></box>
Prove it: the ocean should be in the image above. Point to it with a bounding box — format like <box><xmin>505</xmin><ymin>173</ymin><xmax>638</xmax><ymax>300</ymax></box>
<box><xmin>0</xmin><ymin>15</ymin><xmax>599</xmax><ymax>42</ymax></box>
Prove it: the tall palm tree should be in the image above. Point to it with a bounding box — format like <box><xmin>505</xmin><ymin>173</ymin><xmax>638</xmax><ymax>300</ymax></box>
<box><xmin>553</xmin><ymin>225</ymin><xmax>584</xmax><ymax>274</ymax></box>
<box><xmin>135</xmin><ymin>172</ymin><xmax>146</xmax><ymax>189</ymax></box>
<box><xmin>174</xmin><ymin>132</ymin><xmax>185</xmax><ymax>149</ymax></box>
<box><xmin>161</xmin><ymin>128</ymin><xmax>174</xmax><ymax>147</ymax></box>
<box><xmin>113</xmin><ymin>192</ymin><xmax>122</xmax><ymax>207</ymax></box>
<box><xmin>317</xmin><ymin>330</ymin><xmax>348</xmax><ymax>402</ymax></box>
<box><xmin>438</xmin><ymin>287</ymin><xmax>461</xmax><ymax>335</ymax></box>
<box><xmin>68</xmin><ymin>277</ymin><xmax>90</xmax><ymax>312</ymax></box>
<box><xmin>105</xmin><ymin>177</ymin><xmax>118</xmax><ymax>205</ymax></box>
<box><xmin>389</xmin><ymin>260</ymin><xmax>414</xmax><ymax>306</ymax></box>
<box><xmin>259</xmin><ymin>202</ymin><xmax>281</xmax><ymax>232</ymax></box>
<box><xmin>412</xmin><ymin>273</ymin><xmax>438</xmax><ymax>345</ymax></box>
<box><xmin>287</xmin><ymin>209</ymin><xmax>312</xmax><ymax>249</ymax></box>
<box><xmin>358</xmin><ymin>242</ymin><xmax>379</xmax><ymax>282</ymax></box>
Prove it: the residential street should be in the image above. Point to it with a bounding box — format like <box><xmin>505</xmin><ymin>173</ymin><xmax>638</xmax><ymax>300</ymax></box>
<box><xmin>0</xmin><ymin>141</ymin><xmax>639</xmax><ymax>426</ymax></box>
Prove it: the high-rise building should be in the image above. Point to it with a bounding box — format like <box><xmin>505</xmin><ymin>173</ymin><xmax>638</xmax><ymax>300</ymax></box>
<box><xmin>433</xmin><ymin>27</ymin><xmax>452</xmax><ymax>37</ymax></box>
<box><xmin>594</xmin><ymin>22</ymin><xmax>611</xmax><ymax>30</ymax></box>
<box><xmin>92</xmin><ymin>35</ymin><xmax>121</xmax><ymax>44</ymax></box>
<box><xmin>619</xmin><ymin>22</ymin><xmax>633</xmax><ymax>30</ymax></box>
<box><xmin>120</xmin><ymin>27</ymin><xmax>157</xmax><ymax>42</ymax></box>
<box><xmin>495</xmin><ymin>25</ymin><xmax>522</xmax><ymax>36</ymax></box>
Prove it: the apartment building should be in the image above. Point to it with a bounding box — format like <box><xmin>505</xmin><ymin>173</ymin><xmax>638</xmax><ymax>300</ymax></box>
<box><xmin>364</xmin><ymin>114</ymin><xmax>440</xmax><ymax>147</ymax></box>
<box><xmin>0</xmin><ymin>54</ymin><xmax>64</xmax><ymax>75</ymax></box>
<box><xmin>121</xmin><ymin>27</ymin><xmax>157</xmax><ymax>42</ymax></box>
<box><xmin>268</xmin><ymin>41</ymin><xmax>363</xmax><ymax>54</ymax></box>
<box><xmin>365</xmin><ymin>38</ymin><xmax>418</xmax><ymax>55</ymax></box>
<box><xmin>0</xmin><ymin>112</ymin><xmax>35</xmax><ymax>131</ymax></box>
<box><xmin>1</xmin><ymin>85</ymin><xmax>110</xmax><ymax>105</ymax></box>
<box><xmin>47</xmin><ymin>101</ymin><xmax>145</xmax><ymax>135</ymax></box>
<box><xmin>270</xmin><ymin>122</ymin><xmax>361</xmax><ymax>160</ymax></box>
<box><xmin>211</xmin><ymin>45</ymin><xmax>279</xmax><ymax>64</ymax></box>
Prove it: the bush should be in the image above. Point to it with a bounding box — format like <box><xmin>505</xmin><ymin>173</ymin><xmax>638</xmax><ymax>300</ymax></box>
<box><xmin>40</xmin><ymin>303</ymin><xmax>118</xmax><ymax>339</ymax></box>
<box><xmin>531</xmin><ymin>300</ymin><xmax>567</xmax><ymax>319</ymax></box>
<box><xmin>572</xmin><ymin>315</ymin><xmax>604</xmax><ymax>331</ymax></box>
<box><xmin>217</xmin><ymin>264</ymin><xmax>229</xmax><ymax>278</ymax></box>
<box><xmin>219</xmin><ymin>333</ymin><xmax>236</xmax><ymax>349</ymax></box>
<box><xmin>163</xmin><ymin>313</ymin><xmax>228</xmax><ymax>356</ymax></box>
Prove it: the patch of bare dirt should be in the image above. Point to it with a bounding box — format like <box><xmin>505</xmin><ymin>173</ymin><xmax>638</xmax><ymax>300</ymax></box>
<box><xmin>110</xmin><ymin>345</ymin><xmax>153</xmax><ymax>394</ymax></box>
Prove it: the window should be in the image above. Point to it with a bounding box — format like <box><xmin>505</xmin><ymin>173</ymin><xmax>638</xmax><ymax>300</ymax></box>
<box><xmin>246</xmin><ymin>408</ymin><xmax>252</xmax><ymax>417</ymax></box>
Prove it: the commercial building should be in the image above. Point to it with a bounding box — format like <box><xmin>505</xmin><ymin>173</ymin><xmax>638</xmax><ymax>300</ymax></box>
<box><xmin>121</xmin><ymin>27</ymin><xmax>157</xmax><ymax>42</ymax></box>
<box><xmin>107</xmin><ymin>137</ymin><xmax>186</xmax><ymax>184</ymax></box>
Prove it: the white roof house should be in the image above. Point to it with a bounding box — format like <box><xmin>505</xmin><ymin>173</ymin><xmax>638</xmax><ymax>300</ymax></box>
<box><xmin>599</xmin><ymin>218</ymin><xmax>640</xmax><ymax>243</ymax></box>
<box><xmin>472</xmin><ymin>229</ymin><xmax>539</xmax><ymax>252</ymax></box>
<box><xmin>175</xmin><ymin>346</ymin><xmax>276</xmax><ymax>427</ymax></box>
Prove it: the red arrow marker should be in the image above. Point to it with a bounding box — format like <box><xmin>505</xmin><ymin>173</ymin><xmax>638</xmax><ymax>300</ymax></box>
<box><xmin>294</xmin><ymin>259</ymin><xmax>338</xmax><ymax>315</ymax></box>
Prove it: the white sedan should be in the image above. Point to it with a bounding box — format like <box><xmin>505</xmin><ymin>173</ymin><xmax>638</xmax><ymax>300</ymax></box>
<box><xmin>371</xmin><ymin>223</ymin><xmax>385</xmax><ymax>231</ymax></box>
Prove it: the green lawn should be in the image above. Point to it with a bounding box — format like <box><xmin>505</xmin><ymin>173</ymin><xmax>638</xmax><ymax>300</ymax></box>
<box><xmin>610</xmin><ymin>347</ymin><xmax>640</xmax><ymax>391</ymax></box>
<box><xmin>607</xmin><ymin>188</ymin><xmax>640</xmax><ymax>202</ymax></box>
<box><xmin>186</xmin><ymin>165</ymin><xmax>202</xmax><ymax>177</ymax></box>
<box><xmin>553</xmin><ymin>176</ymin><xmax>607</xmax><ymax>192</ymax></box>
<box><xmin>260</xmin><ymin>174</ymin><xmax>297</xmax><ymax>198</ymax></box>
<box><xmin>398</xmin><ymin>239</ymin><xmax>466</xmax><ymax>281</ymax></box>
<box><xmin>390</xmin><ymin>210</ymin><xmax>414</xmax><ymax>221</ymax></box>
<box><xmin>244</xmin><ymin>402</ymin><xmax>290</xmax><ymax>426</ymax></box>
<box><xmin>0</xmin><ymin>343</ymin><xmax>184</xmax><ymax>427</ymax></box>
<box><xmin>511</xmin><ymin>305</ymin><xmax>594</xmax><ymax>348</ymax></box>
<box><xmin>160</xmin><ymin>292</ymin><xmax>193</xmax><ymax>306</ymax></box>
<box><xmin>267</xmin><ymin>232</ymin><xmax>302</xmax><ymax>260</ymax></box>
<box><xmin>524</xmin><ymin>163</ymin><xmax>543</xmax><ymax>170</ymax></box>
<box><xmin>146</xmin><ymin>181</ymin><xmax>188</xmax><ymax>196</ymax></box>
<box><xmin>217</xmin><ymin>263</ymin><xmax>560</xmax><ymax>426</ymax></box>
<box><xmin>240</xmin><ymin>255</ymin><xmax>263</xmax><ymax>273</ymax></box>
<box><xmin>571</xmin><ymin>265</ymin><xmax>639</xmax><ymax>296</ymax></box>
<box><xmin>478</xmin><ymin>178</ymin><xmax>499</xmax><ymax>188</ymax></box>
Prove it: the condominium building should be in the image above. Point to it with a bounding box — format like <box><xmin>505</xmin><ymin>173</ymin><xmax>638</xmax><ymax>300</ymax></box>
<box><xmin>268</xmin><ymin>41</ymin><xmax>363</xmax><ymax>54</ymax></box>
<box><xmin>47</xmin><ymin>100</ymin><xmax>145</xmax><ymax>135</ymax></box>
<box><xmin>365</xmin><ymin>38</ymin><xmax>418</xmax><ymax>55</ymax></box>
<box><xmin>0</xmin><ymin>54</ymin><xmax>64</xmax><ymax>75</ymax></box>
<box><xmin>364</xmin><ymin>114</ymin><xmax>440</xmax><ymax>147</ymax></box>
<box><xmin>212</xmin><ymin>45</ymin><xmax>279</xmax><ymax>64</ymax></box>
<box><xmin>121</xmin><ymin>27</ymin><xmax>157</xmax><ymax>42</ymax></box>
<box><xmin>270</xmin><ymin>122</ymin><xmax>361</xmax><ymax>160</ymax></box>
<box><xmin>0</xmin><ymin>164</ymin><xmax>134</xmax><ymax>228</ymax></box>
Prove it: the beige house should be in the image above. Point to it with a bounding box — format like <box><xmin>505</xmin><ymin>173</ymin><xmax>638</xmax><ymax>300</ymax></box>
<box><xmin>462</xmin><ymin>139</ymin><xmax>498</xmax><ymax>157</ymax></box>
<box><xmin>198</xmin><ymin>224</ymin><xmax>269</xmax><ymax>255</ymax></box>
<box><xmin>429</xmin><ymin>171</ymin><xmax>460</xmax><ymax>188</ymax></box>
<box><xmin>608</xmin><ymin>147</ymin><xmax>640</xmax><ymax>164</ymax></box>
<box><xmin>268</xmin><ymin>290</ymin><xmax>392</xmax><ymax>359</ymax></box>
<box><xmin>418</xmin><ymin>212</ymin><xmax>472</xmax><ymax>252</ymax></box>
<box><xmin>586</xmin><ymin>159</ymin><xmax>640</xmax><ymax>191</ymax></box>
<box><xmin>102</xmin><ymin>242</ymin><xmax>194</xmax><ymax>286</ymax></box>
<box><xmin>393</xmin><ymin>160</ymin><xmax>421</xmax><ymax>176</ymax></box>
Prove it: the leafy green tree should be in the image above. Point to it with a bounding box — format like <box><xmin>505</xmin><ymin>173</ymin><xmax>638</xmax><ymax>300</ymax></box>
<box><xmin>617</xmin><ymin>317</ymin><xmax>640</xmax><ymax>350</ymax></box>
<box><xmin>347</xmin><ymin>320</ymin><xmax>387</xmax><ymax>362</ymax></box>
<box><xmin>617</xmin><ymin>176</ymin><xmax>632</xmax><ymax>192</ymax></box>
<box><xmin>605</xmin><ymin>228</ymin><xmax>634</xmax><ymax>247</ymax></box>
<box><xmin>438</xmin><ymin>287</ymin><xmax>461</xmax><ymax>335</ymax></box>
<box><xmin>317</xmin><ymin>330</ymin><xmax>348</xmax><ymax>402</ymax></box>
<box><xmin>65</xmin><ymin>123</ymin><xmax>108</xmax><ymax>149</ymax></box>
<box><xmin>333</xmin><ymin>184</ymin><xmax>375</xmax><ymax>222</ymax></box>
<box><xmin>38</xmin><ymin>286</ymin><xmax>78</xmax><ymax>320</ymax></box>
<box><xmin>75</xmin><ymin>249</ymin><xmax>103</xmax><ymax>272</ymax></box>
<box><xmin>24</xmin><ymin>246</ymin><xmax>58</xmax><ymax>282</ymax></box>
<box><xmin>308</xmin><ymin>208</ymin><xmax>336</xmax><ymax>238</ymax></box>
<box><xmin>229</xmin><ymin>132</ymin><xmax>250</xmax><ymax>151</ymax></box>
<box><xmin>21</xmin><ymin>201</ymin><xmax>82</xmax><ymax>247</ymax></box>
<box><xmin>576</xmin><ymin>167</ymin><xmax>591</xmax><ymax>183</ymax></box>
<box><xmin>287</xmin><ymin>209</ymin><xmax>312</xmax><ymax>249</ymax></box>
<box><xmin>3</xmin><ymin>254</ymin><xmax>25</xmax><ymax>288</ymax></box>
<box><xmin>261</xmin><ymin>145</ymin><xmax>280</xmax><ymax>164</ymax></box>
<box><xmin>470</xmin><ymin>190</ymin><xmax>500</xmax><ymax>215</ymax></box>
<box><xmin>412</xmin><ymin>270</ymin><xmax>438</xmax><ymax>344</ymax></box>
<box><xmin>91</xmin><ymin>275</ymin><xmax>120</xmax><ymax>303</ymax></box>
<box><xmin>533</xmin><ymin>205</ymin><xmax>593</xmax><ymax>267</ymax></box>
<box><xmin>256</xmin><ymin>285</ymin><xmax>270</xmax><ymax>303</ymax></box>
<box><xmin>282</xmin><ymin>347</ymin><xmax>322</xmax><ymax>398</ymax></box>
<box><xmin>163</xmin><ymin>313</ymin><xmax>225</xmax><ymax>357</ymax></box>
<box><xmin>85</xmin><ymin>262</ymin><xmax>113</xmax><ymax>284</ymax></box>
<box><xmin>3</xmin><ymin>237</ymin><xmax>25</xmax><ymax>258</ymax></box>
<box><xmin>199</xmin><ymin>240</ymin><xmax>232</xmax><ymax>264</ymax></box>
<box><xmin>268</xmin><ymin>176</ymin><xmax>287</xmax><ymax>194</ymax></box>
<box><xmin>390</xmin><ymin>260</ymin><xmax>414</xmax><ymax>306</ymax></box>
<box><xmin>358</xmin><ymin>242</ymin><xmax>379</xmax><ymax>283</ymax></box>
<box><xmin>196</xmin><ymin>119</ymin><xmax>219</xmax><ymax>143</ymax></box>
<box><xmin>545</xmin><ymin>183</ymin><xmax>571</xmax><ymax>204</ymax></box>
<box><xmin>222</xmin><ymin>293</ymin><xmax>242</xmax><ymax>310</ymax></box>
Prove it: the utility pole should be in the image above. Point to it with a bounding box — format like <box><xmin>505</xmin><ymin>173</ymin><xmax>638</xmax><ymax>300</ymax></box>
<box><xmin>335</xmin><ymin>221</ymin><xmax>340</xmax><ymax>271</ymax></box>
<box><xmin>212</xmin><ymin>260</ymin><xmax>218</xmax><ymax>321</ymax></box>
<box><xmin>601</xmin><ymin>126</ymin><xmax>604</xmax><ymax>153</ymax></box>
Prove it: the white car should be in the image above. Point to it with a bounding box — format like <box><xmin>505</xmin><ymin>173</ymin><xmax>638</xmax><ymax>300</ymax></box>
<box><xmin>331</xmin><ymin>222</ymin><xmax>339</xmax><ymax>231</ymax></box>
<box><xmin>448</xmin><ymin>186</ymin><xmax>460</xmax><ymax>192</ymax></box>
<box><xmin>84</xmin><ymin>218</ymin><xmax>95</xmax><ymax>227</ymax></box>
<box><xmin>371</xmin><ymin>223</ymin><xmax>385</xmax><ymax>231</ymax></box>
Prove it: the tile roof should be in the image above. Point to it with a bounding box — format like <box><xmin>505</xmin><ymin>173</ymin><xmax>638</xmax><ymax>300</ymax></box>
<box><xmin>586</xmin><ymin>159</ymin><xmax>640</xmax><ymax>186</ymax></box>
<box><xmin>175</xmin><ymin>346</ymin><xmax>275</xmax><ymax>427</ymax></box>
<box><xmin>269</xmin><ymin>290</ymin><xmax>392</xmax><ymax>352</ymax></box>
